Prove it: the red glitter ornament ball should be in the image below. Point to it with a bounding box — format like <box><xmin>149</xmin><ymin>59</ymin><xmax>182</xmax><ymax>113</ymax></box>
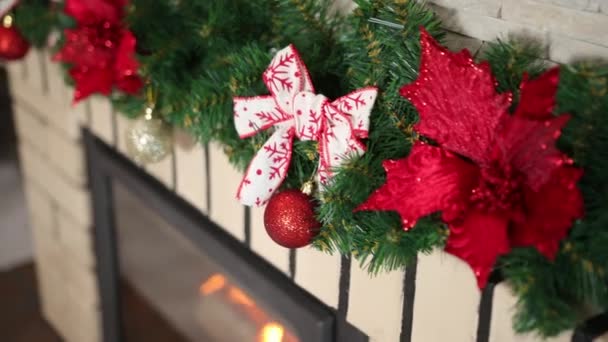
<box><xmin>263</xmin><ymin>189</ymin><xmax>321</xmax><ymax>248</ymax></box>
<box><xmin>0</xmin><ymin>25</ymin><xmax>30</xmax><ymax>61</ymax></box>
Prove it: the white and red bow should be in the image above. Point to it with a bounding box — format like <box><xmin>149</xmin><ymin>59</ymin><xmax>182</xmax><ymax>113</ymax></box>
<box><xmin>233</xmin><ymin>44</ymin><xmax>378</xmax><ymax>206</ymax></box>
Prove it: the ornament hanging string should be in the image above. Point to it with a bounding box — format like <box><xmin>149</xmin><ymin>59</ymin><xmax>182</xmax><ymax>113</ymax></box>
<box><xmin>144</xmin><ymin>82</ymin><xmax>158</xmax><ymax>117</ymax></box>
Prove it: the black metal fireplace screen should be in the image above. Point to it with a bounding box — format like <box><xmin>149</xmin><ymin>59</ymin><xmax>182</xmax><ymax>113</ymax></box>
<box><xmin>84</xmin><ymin>130</ymin><xmax>367</xmax><ymax>342</ymax></box>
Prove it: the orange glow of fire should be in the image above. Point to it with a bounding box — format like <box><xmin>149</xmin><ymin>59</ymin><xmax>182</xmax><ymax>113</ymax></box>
<box><xmin>258</xmin><ymin>322</ymin><xmax>285</xmax><ymax>342</ymax></box>
<box><xmin>199</xmin><ymin>274</ymin><xmax>297</xmax><ymax>342</ymax></box>
<box><xmin>199</xmin><ymin>273</ymin><xmax>226</xmax><ymax>296</ymax></box>
<box><xmin>228</xmin><ymin>287</ymin><xmax>255</xmax><ymax>307</ymax></box>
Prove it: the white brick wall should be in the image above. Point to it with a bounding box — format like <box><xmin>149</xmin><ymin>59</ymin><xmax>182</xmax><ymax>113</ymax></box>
<box><xmin>502</xmin><ymin>1</ymin><xmax>608</xmax><ymax>46</ymax></box>
<box><xmin>250</xmin><ymin>204</ymin><xmax>291</xmax><ymax>274</ymax></box>
<box><xmin>8</xmin><ymin>49</ymin><xmax>101</xmax><ymax>342</ymax></box>
<box><xmin>430</xmin><ymin>0</ymin><xmax>608</xmax><ymax>63</ymax></box>
<box><xmin>174</xmin><ymin>129</ymin><xmax>208</xmax><ymax>213</ymax></box>
<box><xmin>347</xmin><ymin>262</ymin><xmax>405</xmax><ymax>341</ymax></box>
<box><xmin>208</xmin><ymin>142</ymin><xmax>246</xmax><ymax>241</ymax></box>
<box><xmin>295</xmin><ymin>248</ymin><xmax>341</xmax><ymax>309</ymax></box>
<box><xmin>431</xmin><ymin>0</ymin><xmax>502</xmax><ymax>17</ymax></box>
<box><xmin>146</xmin><ymin>147</ymin><xmax>175</xmax><ymax>189</ymax></box>
<box><xmin>411</xmin><ymin>250</ymin><xmax>480</xmax><ymax>341</ymax></box>
<box><xmin>114</xmin><ymin>113</ymin><xmax>132</xmax><ymax>156</ymax></box>
<box><xmin>88</xmin><ymin>96</ymin><xmax>114</xmax><ymax>145</ymax></box>
<box><xmin>541</xmin><ymin>0</ymin><xmax>602</xmax><ymax>12</ymax></box>
<box><xmin>19</xmin><ymin>144</ymin><xmax>91</xmax><ymax>227</ymax></box>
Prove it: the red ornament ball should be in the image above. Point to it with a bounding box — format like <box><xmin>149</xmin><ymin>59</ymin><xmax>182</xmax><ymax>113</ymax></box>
<box><xmin>0</xmin><ymin>25</ymin><xmax>30</xmax><ymax>61</ymax></box>
<box><xmin>263</xmin><ymin>189</ymin><xmax>321</xmax><ymax>248</ymax></box>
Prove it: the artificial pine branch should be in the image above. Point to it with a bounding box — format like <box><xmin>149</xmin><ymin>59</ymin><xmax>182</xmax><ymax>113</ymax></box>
<box><xmin>218</xmin><ymin>0</ymin><xmax>345</xmax><ymax>179</ymax></box>
<box><xmin>13</xmin><ymin>0</ymin><xmax>63</xmax><ymax>48</ymax></box>
<box><xmin>314</xmin><ymin>0</ymin><xmax>445</xmax><ymax>273</ymax></box>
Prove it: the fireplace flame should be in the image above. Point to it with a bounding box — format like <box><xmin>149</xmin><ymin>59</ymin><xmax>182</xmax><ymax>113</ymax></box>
<box><xmin>199</xmin><ymin>273</ymin><xmax>226</xmax><ymax>296</ymax></box>
<box><xmin>258</xmin><ymin>322</ymin><xmax>285</xmax><ymax>342</ymax></box>
<box><xmin>199</xmin><ymin>273</ymin><xmax>296</xmax><ymax>342</ymax></box>
<box><xmin>228</xmin><ymin>287</ymin><xmax>254</xmax><ymax>307</ymax></box>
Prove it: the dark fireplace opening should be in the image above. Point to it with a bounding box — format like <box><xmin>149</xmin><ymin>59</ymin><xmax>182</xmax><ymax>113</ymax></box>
<box><xmin>113</xmin><ymin>184</ymin><xmax>300</xmax><ymax>341</ymax></box>
<box><xmin>85</xmin><ymin>131</ymin><xmax>367</xmax><ymax>342</ymax></box>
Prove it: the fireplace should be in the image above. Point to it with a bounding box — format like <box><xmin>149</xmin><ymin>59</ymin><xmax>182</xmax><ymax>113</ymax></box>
<box><xmin>114</xmin><ymin>184</ymin><xmax>302</xmax><ymax>341</ymax></box>
<box><xmin>84</xmin><ymin>131</ymin><xmax>367</xmax><ymax>342</ymax></box>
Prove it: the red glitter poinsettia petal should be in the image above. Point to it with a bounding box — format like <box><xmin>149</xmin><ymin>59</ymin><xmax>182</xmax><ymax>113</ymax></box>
<box><xmin>114</xmin><ymin>30</ymin><xmax>142</xmax><ymax>94</ymax></box>
<box><xmin>71</xmin><ymin>66</ymin><xmax>114</xmax><ymax>103</ymax></box>
<box><xmin>355</xmin><ymin>142</ymin><xmax>478</xmax><ymax>230</ymax></box>
<box><xmin>515</xmin><ymin>67</ymin><xmax>560</xmax><ymax>120</ymax></box>
<box><xmin>445</xmin><ymin>211</ymin><xmax>511</xmax><ymax>288</ymax></box>
<box><xmin>65</xmin><ymin>0</ymin><xmax>125</xmax><ymax>25</ymax></box>
<box><xmin>52</xmin><ymin>29</ymin><xmax>81</xmax><ymax>63</ymax></box>
<box><xmin>499</xmin><ymin>114</ymin><xmax>571</xmax><ymax>190</ymax></box>
<box><xmin>400</xmin><ymin>28</ymin><xmax>511</xmax><ymax>165</ymax></box>
<box><xmin>116</xmin><ymin>74</ymin><xmax>143</xmax><ymax>95</ymax></box>
<box><xmin>54</xmin><ymin>27</ymin><xmax>116</xmax><ymax>68</ymax></box>
<box><xmin>510</xmin><ymin>166</ymin><xmax>584</xmax><ymax>260</ymax></box>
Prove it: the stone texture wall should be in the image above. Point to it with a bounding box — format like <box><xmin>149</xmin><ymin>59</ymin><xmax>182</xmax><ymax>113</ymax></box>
<box><xmin>430</xmin><ymin>0</ymin><xmax>608</xmax><ymax>63</ymax></box>
<box><xmin>6</xmin><ymin>50</ymin><xmax>99</xmax><ymax>342</ymax></box>
<box><xmin>6</xmin><ymin>1</ymin><xmax>608</xmax><ymax>342</ymax></box>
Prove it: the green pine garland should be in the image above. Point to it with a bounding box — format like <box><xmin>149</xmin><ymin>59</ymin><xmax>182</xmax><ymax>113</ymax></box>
<box><xmin>12</xmin><ymin>0</ymin><xmax>63</xmax><ymax>48</ymax></box>
<box><xmin>315</xmin><ymin>0</ymin><xmax>447</xmax><ymax>271</ymax></box>
<box><xmin>11</xmin><ymin>0</ymin><xmax>608</xmax><ymax>337</ymax></box>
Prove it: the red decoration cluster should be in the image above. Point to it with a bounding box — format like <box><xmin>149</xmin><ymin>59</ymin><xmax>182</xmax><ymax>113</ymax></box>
<box><xmin>54</xmin><ymin>0</ymin><xmax>142</xmax><ymax>103</ymax></box>
<box><xmin>356</xmin><ymin>29</ymin><xmax>584</xmax><ymax>288</ymax></box>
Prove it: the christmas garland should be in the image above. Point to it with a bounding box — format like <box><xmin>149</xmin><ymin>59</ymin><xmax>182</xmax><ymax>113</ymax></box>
<box><xmin>6</xmin><ymin>0</ymin><xmax>608</xmax><ymax>337</ymax></box>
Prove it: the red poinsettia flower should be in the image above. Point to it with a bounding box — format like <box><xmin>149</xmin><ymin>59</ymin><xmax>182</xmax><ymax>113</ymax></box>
<box><xmin>54</xmin><ymin>0</ymin><xmax>142</xmax><ymax>102</ymax></box>
<box><xmin>356</xmin><ymin>29</ymin><xmax>584</xmax><ymax>288</ymax></box>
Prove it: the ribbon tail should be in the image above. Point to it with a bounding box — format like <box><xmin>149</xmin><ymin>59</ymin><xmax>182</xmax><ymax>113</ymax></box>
<box><xmin>332</xmin><ymin>87</ymin><xmax>378</xmax><ymax>138</ymax></box>
<box><xmin>236</xmin><ymin>125</ymin><xmax>295</xmax><ymax>206</ymax></box>
<box><xmin>317</xmin><ymin>107</ymin><xmax>367</xmax><ymax>187</ymax></box>
<box><xmin>234</xmin><ymin>95</ymin><xmax>288</xmax><ymax>138</ymax></box>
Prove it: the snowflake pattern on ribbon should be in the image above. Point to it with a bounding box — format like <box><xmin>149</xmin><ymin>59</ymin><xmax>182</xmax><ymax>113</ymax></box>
<box><xmin>234</xmin><ymin>44</ymin><xmax>378</xmax><ymax>206</ymax></box>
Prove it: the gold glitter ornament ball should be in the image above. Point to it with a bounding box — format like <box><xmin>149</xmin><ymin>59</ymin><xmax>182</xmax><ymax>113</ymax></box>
<box><xmin>263</xmin><ymin>189</ymin><xmax>321</xmax><ymax>248</ymax></box>
<box><xmin>125</xmin><ymin>111</ymin><xmax>172</xmax><ymax>164</ymax></box>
